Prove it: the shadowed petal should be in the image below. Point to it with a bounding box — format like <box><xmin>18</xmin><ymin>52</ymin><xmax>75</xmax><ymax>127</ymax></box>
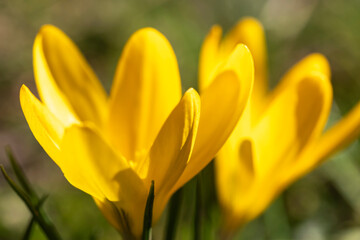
<box><xmin>288</xmin><ymin>100</ymin><xmax>360</xmax><ymax>184</ymax></box>
<box><xmin>253</xmin><ymin>72</ymin><xmax>332</xmax><ymax>178</ymax></box>
<box><xmin>216</xmin><ymin>137</ymin><xmax>256</xmax><ymax>218</ymax></box>
<box><xmin>270</xmin><ymin>53</ymin><xmax>330</xmax><ymax>102</ymax></box>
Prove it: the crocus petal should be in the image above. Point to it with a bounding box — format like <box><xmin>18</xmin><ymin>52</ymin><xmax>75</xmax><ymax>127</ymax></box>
<box><xmin>216</xmin><ymin>137</ymin><xmax>256</xmax><ymax>214</ymax></box>
<box><xmin>59</xmin><ymin>125</ymin><xmax>145</xmax><ymax>202</ymax></box>
<box><xmin>34</xmin><ymin>25</ymin><xmax>108</xmax><ymax>127</ymax></box>
<box><xmin>223</xmin><ymin>73</ymin><xmax>333</xmax><ymax>229</ymax></box>
<box><xmin>93</xmin><ymin>182</ymin><xmax>148</xmax><ymax>238</ymax></box>
<box><xmin>220</xmin><ymin>17</ymin><xmax>268</xmax><ymax>105</ymax></box>
<box><xmin>93</xmin><ymin>197</ymin><xmax>146</xmax><ymax>238</ymax></box>
<box><xmin>270</xmin><ymin>53</ymin><xmax>330</xmax><ymax>101</ymax></box>
<box><xmin>20</xmin><ymin>85</ymin><xmax>64</xmax><ymax>163</ymax></box>
<box><xmin>288</xmin><ymin>100</ymin><xmax>360</xmax><ymax>183</ymax></box>
<box><xmin>315</xmin><ymin>102</ymin><xmax>360</xmax><ymax>161</ymax></box>
<box><xmin>93</xmin><ymin>198</ymin><xmax>132</xmax><ymax>236</ymax></box>
<box><xmin>253</xmin><ymin>72</ymin><xmax>332</xmax><ymax>178</ymax></box>
<box><xmin>93</xmin><ymin>88</ymin><xmax>201</xmax><ymax>237</ymax></box>
<box><xmin>199</xmin><ymin>17</ymin><xmax>267</xmax><ymax>101</ymax></box>
<box><xmin>172</xmin><ymin>44</ymin><xmax>254</xmax><ymax>192</ymax></box>
<box><xmin>108</xmin><ymin>27</ymin><xmax>182</xmax><ymax>161</ymax></box>
<box><xmin>144</xmin><ymin>88</ymin><xmax>200</xmax><ymax>221</ymax></box>
<box><xmin>198</xmin><ymin>25</ymin><xmax>222</xmax><ymax>91</ymax></box>
<box><xmin>145</xmin><ymin>88</ymin><xmax>200</xmax><ymax>192</ymax></box>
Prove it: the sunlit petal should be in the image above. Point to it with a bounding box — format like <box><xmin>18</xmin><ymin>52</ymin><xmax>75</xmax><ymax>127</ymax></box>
<box><xmin>221</xmin><ymin>17</ymin><xmax>268</xmax><ymax>104</ymax></box>
<box><xmin>59</xmin><ymin>125</ymin><xmax>145</xmax><ymax>202</ymax></box>
<box><xmin>145</xmin><ymin>88</ymin><xmax>200</xmax><ymax>221</ymax></box>
<box><xmin>20</xmin><ymin>85</ymin><xmax>64</xmax><ymax>163</ymax></box>
<box><xmin>315</xmin><ymin>101</ymin><xmax>360</xmax><ymax>161</ymax></box>
<box><xmin>108</xmin><ymin>27</ymin><xmax>182</xmax><ymax>161</ymax></box>
<box><xmin>198</xmin><ymin>25</ymin><xmax>222</xmax><ymax>91</ymax></box>
<box><xmin>34</xmin><ymin>25</ymin><xmax>108</xmax><ymax>126</ymax></box>
<box><xmin>173</xmin><ymin>44</ymin><xmax>254</xmax><ymax>192</ymax></box>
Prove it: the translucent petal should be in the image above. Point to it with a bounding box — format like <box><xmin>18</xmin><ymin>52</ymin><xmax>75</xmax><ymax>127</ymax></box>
<box><xmin>34</xmin><ymin>25</ymin><xmax>108</xmax><ymax>126</ymax></box>
<box><xmin>288</xmin><ymin>100</ymin><xmax>360</xmax><ymax>183</ymax></box>
<box><xmin>145</xmin><ymin>88</ymin><xmax>200</xmax><ymax>221</ymax></box>
<box><xmin>60</xmin><ymin>125</ymin><xmax>145</xmax><ymax>202</ymax></box>
<box><xmin>108</xmin><ymin>28</ymin><xmax>182</xmax><ymax>161</ymax></box>
<box><xmin>221</xmin><ymin>17</ymin><xmax>268</xmax><ymax>106</ymax></box>
<box><xmin>253</xmin><ymin>72</ymin><xmax>332</xmax><ymax>178</ymax></box>
<box><xmin>316</xmin><ymin>102</ymin><xmax>360</xmax><ymax>161</ymax></box>
<box><xmin>172</xmin><ymin>44</ymin><xmax>254</xmax><ymax>192</ymax></box>
<box><xmin>198</xmin><ymin>25</ymin><xmax>222</xmax><ymax>91</ymax></box>
<box><xmin>270</xmin><ymin>53</ymin><xmax>330</xmax><ymax>102</ymax></box>
<box><xmin>20</xmin><ymin>85</ymin><xmax>64</xmax><ymax>163</ymax></box>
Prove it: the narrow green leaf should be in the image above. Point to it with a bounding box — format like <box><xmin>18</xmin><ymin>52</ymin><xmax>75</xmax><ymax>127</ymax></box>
<box><xmin>37</xmin><ymin>195</ymin><xmax>49</xmax><ymax>209</ymax></box>
<box><xmin>164</xmin><ymin>188</ymin><xmax>183</xmax><ymax>240</ymax></box>
<box><xmin>5</xmin><ymin>146</ymin><xmax>37</xmax><ymax>198</ymax></box>
<box><xmin>142</xmin><ymin>180</ymin><xmax>155</xmax><ymax>240</ymax></box>
<box><xmin>22</xmin><ymin>217</ymin><xmax>35</xmax><ymax>240</ymax></box>
<box><xmin>0</xmin><ymin>165</ymin><xmax>34</xmax><ymax>209</ymax></box>
<box><xmin>0</xmin><ymin>165</ymin><xmax>62</xmax><ymax>240</ymax></box>
<box><xmin>22</xmin><ymin>195</ymin><xmax>48</xmax><ymax>240</ymax></box>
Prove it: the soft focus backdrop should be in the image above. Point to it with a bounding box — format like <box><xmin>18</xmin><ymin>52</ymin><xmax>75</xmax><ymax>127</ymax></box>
<box><xmin>0</xmin><ymin>0</ymin><xmax>360</xmax><ymax>239</ymax></box>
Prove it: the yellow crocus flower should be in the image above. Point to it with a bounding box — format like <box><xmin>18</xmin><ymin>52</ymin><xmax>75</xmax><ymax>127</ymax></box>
<box><xmin>20</xmin><ymin>25</ymin><xmax>254</xmax><ymax>238</ymax></box>
<box><xmin>200</xmin><ymin>17</ymin><xmax>360</xmax><ymax>232</ymax></box>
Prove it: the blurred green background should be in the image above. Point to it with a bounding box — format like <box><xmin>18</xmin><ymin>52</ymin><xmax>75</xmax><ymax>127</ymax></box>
<box><xmin>0</xmin><ymin>0</ymin><xmax>360</xmax><ymax>239</ymax></box>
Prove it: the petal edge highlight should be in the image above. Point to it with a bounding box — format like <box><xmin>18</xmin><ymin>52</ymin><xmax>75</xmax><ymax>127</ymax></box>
<box><xmin>108</xmin><ymin>27</ymin><xmax>182</xmax><ymax>161</ymax></box>
<box><xmin>34</xmin><ymin>25</ymin><xmax>108</xmax><ymax>127</ymax></box>
<box><xmin>20</xmin><ymin>85</ymin><xmax>64</xmax><ymax>163</ymax></box>
<box><xmin>173</xmin><ymin>44</ymin><xmax>254</xmax><ymax>192</ymax></box>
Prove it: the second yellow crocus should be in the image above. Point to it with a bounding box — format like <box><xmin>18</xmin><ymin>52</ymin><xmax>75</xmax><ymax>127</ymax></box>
<box><xmin>200</xmin><ymin>17</ymin><xmax>360</xmax><ymax>232</ymax></box>
<box><xmin>20</xmin><ymin>25</ymin><xmax>254</xmax><ymax>238</ymax></box>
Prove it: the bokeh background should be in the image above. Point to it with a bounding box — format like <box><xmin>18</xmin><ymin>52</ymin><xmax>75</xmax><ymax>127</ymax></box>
<box><xmin>0</xmin><ymin>0</ymin><xmax>360</xmax><ymax>239</ymax></box>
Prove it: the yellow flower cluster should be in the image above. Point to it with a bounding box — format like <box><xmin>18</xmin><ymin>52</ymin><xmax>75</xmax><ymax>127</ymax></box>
<box><xmin>20</xmin><ymin>25</ymin><xmax>252</xmax><ymax>237</ymax></box>
<box><xmin>200</xmin><ymin>18</ymin><xmax>360</xmax><ymax>232</ymax></box>
<box><xmin>20</xmin><ymin>18</ymin><xmax>360</xmax><ymax>238</ymax></box>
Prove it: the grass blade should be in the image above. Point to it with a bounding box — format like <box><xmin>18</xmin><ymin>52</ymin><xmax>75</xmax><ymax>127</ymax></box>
<box><xmin>142</xmin><ymin>180</ymin><xmax>155</xmax><ymax>240</ymax></box>
<box><xmin>0</xmin><ymin>165</ymin><xmax>62</xmax><ymax>240</ymax></box>
<box><xmin>22</xmin><ymin>217</ymin><xmax>35</xmax><ymax>240</ymax></box>
<box><xmin>164</xmin><ymin>188</ymin><xmax>183</xmax><ymax>240</ymax></box>
<box><xmin>5</xmin><ymin>146</ymin><xmax>37</xmax><ymax>198</ymax></box>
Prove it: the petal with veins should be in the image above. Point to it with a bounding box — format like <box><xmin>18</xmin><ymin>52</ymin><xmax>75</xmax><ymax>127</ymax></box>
<box><xmin>34</xmin><ymin>25</ymin><xmax>108</xmax><ymax>127</ymax></box>
<box><xmin>108</xmin><ymin>27</ymin><xmax>182</xmax><ymax>161</ymax></box>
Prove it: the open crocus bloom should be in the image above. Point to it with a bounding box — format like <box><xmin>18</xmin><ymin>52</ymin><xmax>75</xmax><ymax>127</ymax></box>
<box><xmin>20</xmin><ymin>25</ymin><xmax>254</xmax><ymax>238</ymax></box>
<box><xmin>200</xmin><ymin>17</ymin><xmax>360</xmax><ymax>232</ymax></box>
